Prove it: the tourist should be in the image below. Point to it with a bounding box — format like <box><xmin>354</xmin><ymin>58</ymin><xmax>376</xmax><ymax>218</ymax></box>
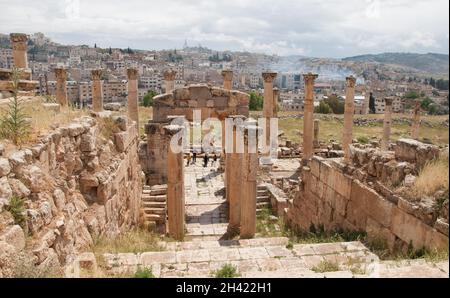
<box><xmin>212</xmin><ymin>153</ymin><xmax>218</xmax><ymax>166</ymax></box>
<box><xmin>203</xmin><ymin>153</ymin><xmax>209</xmax><ymax>167</ymax></box>
<box><xmin>192</xmin><ymin>151</ymin><xmax>197</xmax><ymax>164</ymax></box>
<box><xmin>186</xmin><ymin>152</ymin><xmax>192</xmax><ymax>166</ymax></box>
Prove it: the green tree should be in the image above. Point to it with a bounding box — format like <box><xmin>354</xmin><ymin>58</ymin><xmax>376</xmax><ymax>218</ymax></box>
<box><xmin>249</xmin><ymin>91</ymin><xmax>264</xmax><ymax>111</ymax></box>
<box><xmin>141</xmin><ymin>90</ymin><xmax>158</xmax><ymax>107</ymax></box>
<box><xmin>404</xmin><ymin>91</ymin><xmax>420</xmax><ymax>99</ymax></box>
<box><xmin>0</xmin><ymin>67</ymin><xmax>32</xmax><ymax>146</ymax></box>
<box><xmin>324</xmin><ymin>95</ymin><xmax>344</xmax><ymax>114</ymax></box>
<box><xmin>314</xmin><ymin>101</ymin><xmax>333</xmax><ymax>114</ymax></box>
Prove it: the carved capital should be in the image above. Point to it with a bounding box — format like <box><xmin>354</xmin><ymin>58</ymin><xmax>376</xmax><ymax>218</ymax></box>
<box><xmin>163</xmin><ymin>69</ymin><xmax>177</xmax><ymax>81</ymax></box>
<box><xmin>262</xmin><ymin>72</ymin><xmax>277</xmax><ymax>83</ymax></box>
<box><xmin>303</xmin><ymin>73</ymin><xmax>318</xmax><ymax>85</ymax></box>
<box><xmin>54</xmin><ymin>68</ymin><xmax>68</xmax><ymax>81</ymax></box>
<box><xmin>346</xmin><ymin>76</ymin><xmax>356</xmax><ymax>88</ymax></box>
<box><xmin>10</xmin><ymin>33</ymin><xmax>28</xmax><ymax>45</ymax></box>
<box><xmin>127</xmin><ymin>68</ymin><xmax>138</xmax><ymax>80</ymax></box>
<box><xmin>91</xmin><ymin>69</ymin><xmax>103</xmax><ymax>80</ymax></box>
<box><xmin>221</xmin><ymin>70</ymin><xmax>233</xmax><ymax>81</ymax></box>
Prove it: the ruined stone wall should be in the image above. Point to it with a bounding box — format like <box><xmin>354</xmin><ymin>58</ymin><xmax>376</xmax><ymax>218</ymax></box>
<box><xmin>153</xmin><ymin>84</ymin><xmax>249</xmax><ymax>122</ymax></box>
<box><xmin>0</xmin><ymin>115</ymin><xmax>142</xmax><ymax>277</ymax></box>
<box><xmin>286</xmin><ymin>155</ymin><xmax>448</xmax><ymax>252</ymax></box>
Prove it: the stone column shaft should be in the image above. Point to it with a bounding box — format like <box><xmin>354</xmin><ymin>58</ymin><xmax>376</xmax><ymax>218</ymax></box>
<box><xmin>411</xmin><ymin>100</ymin><xmax>421</xmax><ymax>140</ymax></box>
<box><xmin>127</xmin><ymin>68</ymin><xmax>139</xmax><ymax>125</ymax></box>
<box><xmin>343</xmin><ymin>76</ymin><xmax>356</xmax><ymax>164</ymax></box>
<box><xmin>10</xmin><ymin>33</ymin><xmax>28</xmax><ymax>69</ymax></box>
<box><xmin>240</xmin><ymin>126</ymin><xmax>258</xmax><ymax>239</ymax></box>
<box><xmin>313</xmin><ymin>119</ymin><xmax>320</xmax><ymax>148</ymax></box>
<box><xmin>164</xmin><ymin>70</ymin><xmax>177</xmax><ymax>93</ymax></box>
<box><xmin>222</xmin><ymin>70</ymin><xmax>233</xmax><ymax>90</ymax></box>
<box><xmin>166</xmin><ymin>125</ymin><xmax>185</xmax><ymax>240</ymax></box>
<box><xmin>262</xmin><ymin>72</ymin><xmax>277</xmax><ymax>162</ymax></box>
<box><xmin>381</xmin><ymin>97</ymin><xmax>394</xmax><ymax>151</ymax></box>
<box><xmin>273</xmin><ymin>88</ymin><xmax>279</xmax><ymax>118</ymax></box>
<box><xmin>227</xmin><ymin>124</ymin><xmax>243</xmax><ymax>233</ymax></box>
<box><xmin>91</xmin><ymin>69</ymin><xmax>103</xmax><ymax>112</ymax></box>
<box><xmin>302</xmin><ymin>73</ymin><xmax>318</xmax><ymax>163</ymax></box>
<box><xmin>54</xmin><ymin>68</ymin><xmax>68</xmax><ymax>107</ymax></box>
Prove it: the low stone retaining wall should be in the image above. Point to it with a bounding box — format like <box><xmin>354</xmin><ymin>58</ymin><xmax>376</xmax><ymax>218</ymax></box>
<box><xmin>286</xmin><ymin>156</ymin><xmax>448</xmax><ymax>253</ymax></box>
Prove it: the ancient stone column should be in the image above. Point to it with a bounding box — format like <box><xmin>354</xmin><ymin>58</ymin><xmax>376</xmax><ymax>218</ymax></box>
<box><xmin>343</xmin><ymin>76</ymin><xmax>356</xmax><ymax>164</ymax></box>
<box><xmin>222</xmin><ymin>70</ymin><xmax>233</xmax><ymax>90</ymax></box>
<box><xmin>313</xmin><ymin>119</ymin><xmax>320</xmax><ymax>148</ymax></box>
<box><xmin>381</xmin><ymin>97</ymin><xmax>394</xmax><ymax>151</ymax></box>
<box><xmin>362</xmin><ymin>90</ymin><xmax>370</xmax><ymax>115</ymax></box>
<box><xmin>166</xmin><ymin>125</ymin><xmax>185</xmax><ymax>240</ymax></box>
<box><xmin>226</xmin><ymin>116</ymin><xmax>245</xmax><ymax>234</ymax></box>
<box><xmin>10</xmin><ymin>33</ymin><xmax>28</xmax><ymax>69</ymax></box>
<box><xmin>127</xmin><ymin>68</ymin><xmax>139</xmax><ymax>125</ymax></box>
<box><xmin>302</xmin><ymin>73</ymin><xmax>318</xmax><ymax>164</ymax></box>
<box><xmin>411</xmin><ymin>100</ymin><xmax>421</xmax><ymax>140</ymax></box>
<box><xmin>54</xmin><ymin>68</ymin><xmax>68</xmax><ymax>108</ymax></box>
<box><xmin>273</xmin><ymin>87</ymin><xmax>279</xmax><ymax>118</ymax></box>
<box><xmin>240</xmin><ymin>125</ymin><xmax>259</xmax><ymax>239</ymax></box>
<box><xmin>91</xmin><ymin>69</ymin><xmax>103</xmax><ymax>112</ymax></box>
<box><xmin>163</xmin><ymin>70</ymin><xmax>177</xmax><ymax>93</ymax></box>
<box><xmin>262</xmin><ymin>72</ymin><xmax>277</xmax><ymax>164</ymax></box>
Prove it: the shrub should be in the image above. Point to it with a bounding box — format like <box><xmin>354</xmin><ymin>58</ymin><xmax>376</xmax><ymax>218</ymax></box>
<box><xmin>314</xmin><ymin>101</ymin><xmax>333</xmax><ymax>114</ymax></box>
<box><xmin>0</xmin><ymin>67</ymin><xmax>32</xmax><ymax>146</ymax></box>
<box><xmin>141</xmin><ymin>91</ymin><xmax>158</xmax><ymax>107</ymax></box>
<box><xmin>134</xmin><ymin>267</ymin><xmax>155</xmax><ymax>278</ymax></box>
<box><xmin>356</xmin><ymin>136</ymin><xmax>369</xmax><ymax>144</ymax></box>
<box><xmin>90</xmin><ymin>229</ymin><xmax>163</xmax><ymax>254</ymax></box>
<box><xmin>249</xmin><ymin>91</ymin><xmax>263</xmax><ymax>111</ymax></box>
<box><xmin>5</xmin><ymin>196</ymin><xmax>27</xmax><ymax>228</ymax></box>
<box><xmin>311</xmin><ymin>260</ymin><xmax>340</xmax><ymax>273</ymax></box>
<box><xmin>214</xmin><ymin>264</ymin><xmax>240</xmax><ymax>278</ymax></box>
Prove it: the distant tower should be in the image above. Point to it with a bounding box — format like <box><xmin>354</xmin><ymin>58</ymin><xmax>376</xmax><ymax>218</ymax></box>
<box><xmin>183</xmin><ymin>39</ymin><xmax>188</xmax><ymax>49</ymax></box>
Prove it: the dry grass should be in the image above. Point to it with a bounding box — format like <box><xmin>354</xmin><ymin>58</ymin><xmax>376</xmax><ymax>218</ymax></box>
<box><xmin>138</xmin><ymin>106</ymin><xmax>153</xmax><ymax>136</ymax></box>
<box><xmin>89</xmin><ymin>229</ymin><xmax>164</xmax><ymax>255</ymax></box>
<box><xmin>409</xmin><ymin>151</ymin><xmax>449</xmax><ymax>199</ymax></box>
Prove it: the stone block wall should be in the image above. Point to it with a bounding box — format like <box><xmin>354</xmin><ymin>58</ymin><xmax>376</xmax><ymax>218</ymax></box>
<box><xmin>0</xmin><ymin>115</ymin><xmax>142</xmax><ymax>277</ymax></box>
<box><xmin>286</xmin><ymin>156</ymin><xmax>448</xmax><ymax>253</ymax></box>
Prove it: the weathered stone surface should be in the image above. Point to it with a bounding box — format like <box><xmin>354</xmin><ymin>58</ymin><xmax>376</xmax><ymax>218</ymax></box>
<box><xmin>0</xmin><ymin>158</ymin><xmax>11</xmax><ymax>177</ymax></box>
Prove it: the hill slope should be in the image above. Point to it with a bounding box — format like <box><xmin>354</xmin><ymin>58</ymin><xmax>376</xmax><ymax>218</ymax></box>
<box><xmin>343</xmin><ymin>53</ymin><xmax>449</xmax><ymax>76</ymax></box>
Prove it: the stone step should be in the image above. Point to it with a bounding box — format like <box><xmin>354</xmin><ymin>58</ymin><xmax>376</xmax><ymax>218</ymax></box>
<box><xmin>143</xmin><ymin>207</ymin><xmax>166</xmax><ymax>216</ymax></box>
<box><xmin>144</xmin><ymin>214</ymin><xmax>165</xmax><ymax>222</ymax></box>
<box><xmin>256</xmin><ymin>195</ymin><xmax>270</xmax><ymax>202</ymax></box>
<box><xmin>142</xmin><ymin>195</ymin><xmax>167</xmax><ymax>202</ymax></box>
<box><xmin>256</xmin><ymin>202</ymin><xmax>270</xmax><ymax>209</ymax></box>
<box><xmin>257</xmin><ymin>189</ymin><xmax>268</xmax><ymax>195</ymax></box>
<box><xmin>257</xmin><ymin>185</ymin><xmax>267</xmax><ymax>191</ymax></box>
<box><xmin>142</xmin><ymin>201</ymin><xmax>166</xmax><ymax>208</ymax></box>
<box><xmin>161</xmin><ymin>237</ymin><xmax>291</xmax><ymax>251</ymax></box>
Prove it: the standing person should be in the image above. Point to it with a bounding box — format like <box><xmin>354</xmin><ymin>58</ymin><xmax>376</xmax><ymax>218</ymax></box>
<box><xmin>186</xmin><ymin>152</ymin><xmax>192</xmax><ymax>166</ymax></box>
<box><xmin>203</xmin><ymin>153</ymin><xmax>208</xmax><ymax>168</ymax></box>
<box><xmin>212</xmin><ymin>153</ymin><xmax>218</xmax><ymax>166</ymax></box>
<box><xmin>192</xmin><ymin>151</ymin><xmax>197</xmax><ymax>164</ymax></box>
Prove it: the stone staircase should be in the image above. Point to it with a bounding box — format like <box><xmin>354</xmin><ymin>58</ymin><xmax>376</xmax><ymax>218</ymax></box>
<box><xmin>256</xmin><ymin>184</ymin><xmax>271</xmax><ymax>214</ymax></box>
<box><xmin>141</xmin><ymin>185</ymin><xmax>167</xmax><ymax>231</ymax></box>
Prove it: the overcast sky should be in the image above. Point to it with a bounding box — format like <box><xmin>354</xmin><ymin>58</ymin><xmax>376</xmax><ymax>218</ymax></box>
<box><xmin>0</xmin><ymin>0</ymin><xmax>448</xmax><ymax>58</ymax></box>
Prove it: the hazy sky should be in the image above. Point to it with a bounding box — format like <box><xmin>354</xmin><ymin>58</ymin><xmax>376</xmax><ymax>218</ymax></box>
<box><xmin>0</xmin><ymin>0</ymin><xmax>448</xmax><ymax>57</ymax></box>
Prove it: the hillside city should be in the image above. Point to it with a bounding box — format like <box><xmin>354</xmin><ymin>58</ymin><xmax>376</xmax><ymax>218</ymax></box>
<box><xmin>0</xmin><ymin>32</ymin><xmax>448</xmax><ymax>115</ymax></box>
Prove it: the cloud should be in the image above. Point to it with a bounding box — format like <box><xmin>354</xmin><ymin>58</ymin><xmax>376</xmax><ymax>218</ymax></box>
<box><xmin>0</xmin><ymin>0</ymin><xmax>448</xmax><ymax>57</ymax></box>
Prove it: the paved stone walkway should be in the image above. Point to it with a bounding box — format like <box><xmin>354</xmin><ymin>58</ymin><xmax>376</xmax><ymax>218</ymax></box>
<box><xmin>184</xmin><ymin>162</ymin><xmax>228</xmax><ymax>240</ymax></box>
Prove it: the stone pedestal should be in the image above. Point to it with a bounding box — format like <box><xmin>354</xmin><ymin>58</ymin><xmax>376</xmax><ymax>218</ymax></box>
<box><xmin>163</xmin><ymin>70</ymin><xmax>177</xmax><ymax>93</ymax></box>
<box><xmin>302</xmin><ymin>73</ymin><xmax>318</xmax><ymax>164</ymax></box>
<box><xmin>411</xmin><ymin>100</ymin><xmax>421</xmax><ymax>140</ymax></box>
<box><xmin>91</xmin><ymin>70</ymin><xmax>103</xmax><ymax>112</ymax></box>
<box><xmin>54</xmin><ymin>68</ymin><xmax>68</xmax><ymax>108</ymax></box>
<box><xmin>127</xmin><ymin>68</ymin><xmax>139</xmax><ymax>126</ymax></box>
<box><xmin>166</xmin><ymin>125</ymin><xmax>185</xmax><ymax>240</ymax></box>
<box><xmin>313</xmin><ymin>119</ymin><xmax>320</xmax><ymax>148</ymax></box>
<box><xmin>240</xmin><ymin>125</ymin><xmax>259</xmax><ymax>239</ymax></box>
<box><xmin>343</xmin><ymin>76</ymin><xmax>356</xmax><ymax>164</ymax></box>
<box><xmin>10</xmin><ymin>33</ymin><xmax>28</xmax><ymax>69</ymax></box>
<box><xmin>222</xmin><ymin>70</ymin><xmax>233</xmax><ymax>90</ymax></box>
<box><xmin>381</xmin><ymin>97</ymin><xmax>394</xmax><ymax>151</ymax></box>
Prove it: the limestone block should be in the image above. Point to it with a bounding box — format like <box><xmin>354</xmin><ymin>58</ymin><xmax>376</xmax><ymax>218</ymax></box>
<box><xmin>66</xmin><ymin>123</ymin><xmax>85</xmax><ymax>137</ymax></box>
<box><xmin>173</xmin><ymin>87</ymin><xmax>190</xmax><ymax>101</ymax></box>
<box><xmin>0</xmin><ymin>177</ymin><xmax>12</xmax><ymax>200</ymax></box>
<box><xmin>0</xmin><ymin>158</ymin><xmax>11</xmax><ymax>177</ymax></box>
<box><xmin>390</xmin><ymin>206</ymin><xmax>430</xmax><ymax>249</ymax></box>
<box><xmin>0</xmin><ymin>225</ymin><xmax>25</xmax><ymax>252</ymax></box>
<box><xmin>366</xmin><ymin>217</ymin><xmax>396</xmax><ymax>249</ymax></box>
<box><xmin>8</xmin><ymin>178</ymin><xmax>30</xmax><ymax>198</ymax></box>
<box><xmin>80</xmin><ymin>133</ymin><xmax>96</xmax><ymax>152</ymax></box>
<box><xmin>15</xmin><ymin>165</ymin><xmax>48</xmax><ymax>193</ymax></box>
